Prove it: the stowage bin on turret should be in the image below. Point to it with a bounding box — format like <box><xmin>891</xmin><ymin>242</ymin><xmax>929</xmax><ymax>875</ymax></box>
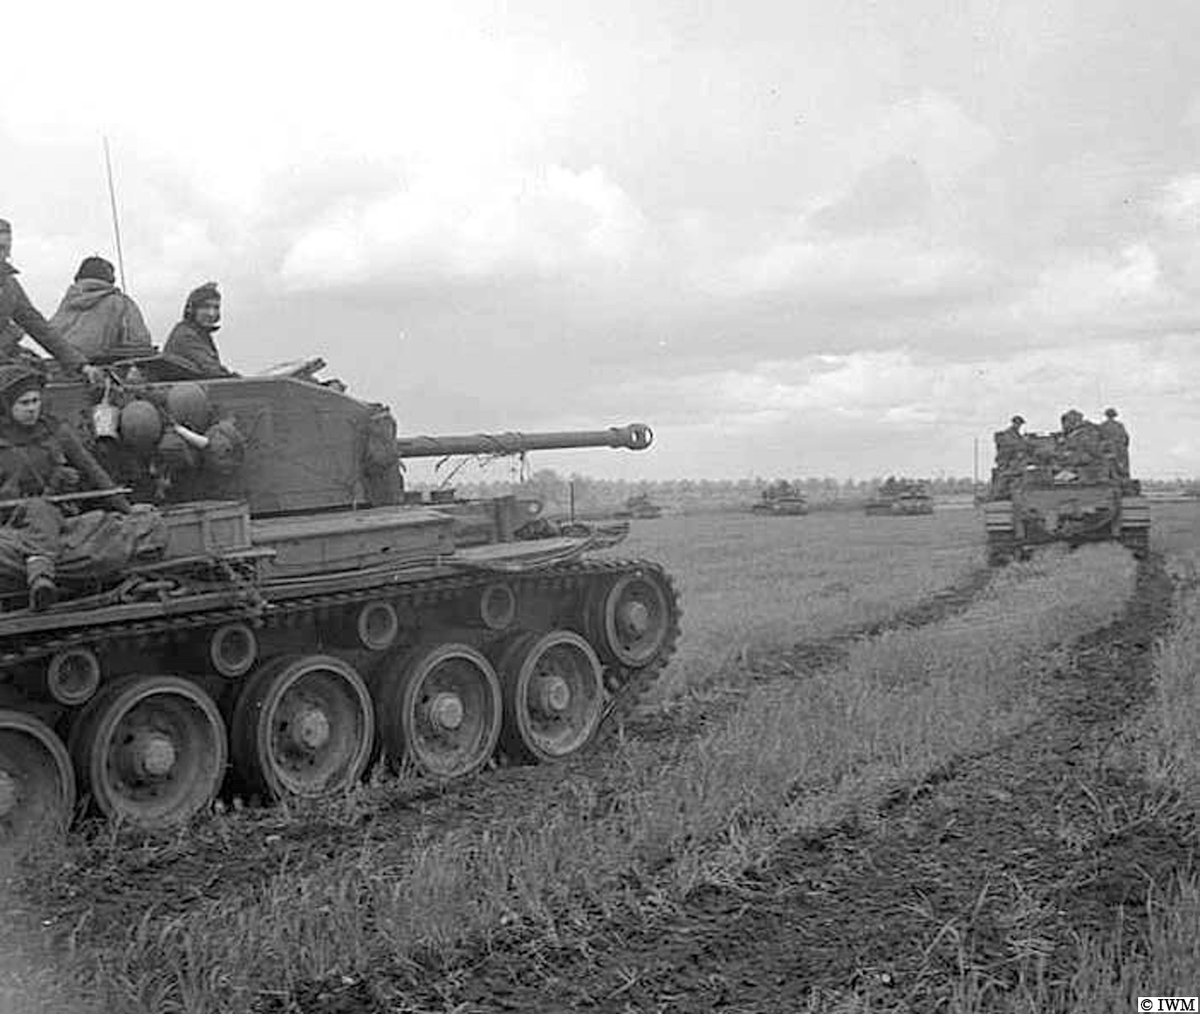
<box><xmin>0</xmin><ymin>361</ymin><xmax>680</xmax><ymax>844</ymax></box>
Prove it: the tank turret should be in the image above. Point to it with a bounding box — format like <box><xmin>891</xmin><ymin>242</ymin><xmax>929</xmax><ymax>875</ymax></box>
<box><xmin>0</xmin><ymin>364</ymin><xmax>680</xmax><ymax>847</ymax></box>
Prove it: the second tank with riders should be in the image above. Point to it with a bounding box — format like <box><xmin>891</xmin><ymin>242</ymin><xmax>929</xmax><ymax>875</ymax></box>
<box><xmin>983</xmin><ymin>407</ymin><xmax>1147</xmax><ymax>564</ymax></box>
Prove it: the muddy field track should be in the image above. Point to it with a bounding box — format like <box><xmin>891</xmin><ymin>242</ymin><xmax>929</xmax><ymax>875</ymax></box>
<box><xmin>346</xmin><ymin>556</ymin><xmax>1188</xmax><ymax>1014</ymax></box>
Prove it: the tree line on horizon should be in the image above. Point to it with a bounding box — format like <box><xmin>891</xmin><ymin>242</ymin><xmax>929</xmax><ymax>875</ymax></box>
<box><xmin>417</xmin><ymin>469</ymin><xmax>1200</xmax><ymax>514</ymax></box>
<box><xmin>432</xmin><ymin>469</ymin><xmax>974</xmax><ymax>513</ymax></box>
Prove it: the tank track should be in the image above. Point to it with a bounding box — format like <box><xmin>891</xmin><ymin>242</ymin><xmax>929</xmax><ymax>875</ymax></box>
<box><xmin>0</xmin><ymin>555</ymin><xmax>680</xmax><ymax>838</ymax></box>
<box><xmin>0</xmin><ymin>556</ymin><xmax>682</xmax><ymax>714</ymax></box>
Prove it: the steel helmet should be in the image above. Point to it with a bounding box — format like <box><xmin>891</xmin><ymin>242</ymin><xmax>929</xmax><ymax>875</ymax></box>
<box><xmin>119</xmin><ymin>399</ymin><xmax>163</xmax><ymax>452</ymax></box>
<box><xmin>166</xmin><ymin>382</ymin><xmax>213</xmax><ymax>431</ymax></box>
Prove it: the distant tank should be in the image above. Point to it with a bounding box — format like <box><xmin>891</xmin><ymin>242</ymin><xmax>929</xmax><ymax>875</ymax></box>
<box><xmin>983</xmin><ymin>417</ymin><xmax>1149</xmax><ymax>565</ymax></box>
<box><xmin>864</xmin><ymin>478</ymin><xmax>934</xmax><ymax>516</ymax></box>
<box><xmin>613</xmin><ymin>493</ymin><xmax>663</xmax><ymax>520</ymax></box>
<box><xmin>0</xmin><ymin>356</ymin><xmax>680</xmax><ymax>844</ymax></box>
<box><xmin>750</xmin><ymin>480</ymin><xmax>809</xmax><ymax>516</ymax></box>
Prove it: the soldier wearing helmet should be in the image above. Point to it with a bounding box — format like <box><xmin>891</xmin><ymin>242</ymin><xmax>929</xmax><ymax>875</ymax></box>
<box><xmin>0</xmin><ymin>365</ymin><xmax>82</xmax><ymax>608</ymax></box>
<box><xmin>992</xmin><ymin>414</ymin><xmax>1029</xmax><ymax>496</ymax></box>
<box><xmin>1098</xmin><ymin>406</ymin><xmax>1130</xmax><ymax>480</ymax></box>
<box><xmin>0</xmin><ymin>364</ymin><xmax>159</xmax><ymax>610</ymax></box>
<box><xmin>162</xmin><ymin>282</ymin><xmax>238</xmax><ymax>378</ymax></box>
<box><xmin>1059</xmin><ymin>408</ymin><xmax>1103</xmax><ymax>470</ymax></box>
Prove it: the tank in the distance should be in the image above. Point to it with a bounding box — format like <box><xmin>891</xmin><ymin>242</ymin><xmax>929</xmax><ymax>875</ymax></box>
<box><xmin>864</xmin><ymin>477</ymin><xmax>934</xmax><ymax>516</ymax></box>
<box><xmin>0</xmin><ymin>355</ymin><xmax>681</xmax><ymax>846</ymax></box>
<box><xmin>750</xmin><ymin>480</ymin><xmax>809</xmax><ymax>516</ymax></box>
<box><xmin>613</xmin><ymin>492</ymin><xmax>664</xmax><ymax>520</ymax></box>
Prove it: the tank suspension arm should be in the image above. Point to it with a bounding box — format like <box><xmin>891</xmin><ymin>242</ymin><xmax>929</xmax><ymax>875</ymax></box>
<box><xmin>395</xmin><ymin>423</ymin><xmax>653</xmax><ymax>459</ymax></box>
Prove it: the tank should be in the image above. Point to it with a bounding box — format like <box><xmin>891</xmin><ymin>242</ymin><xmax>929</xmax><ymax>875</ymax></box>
<box><xmin>750</xmin><ymin>480</ymin><xmax>809</xmax><ymax>516</ymax></box>
<box><xmin>0</xmin><ymin>361</ymin><xmax>681</xmax><ymax>844</ymax></box>
<box><xmin>613</xmin><ymin>493</ymin><xmax>663</xmax><ymax>520</ymax></box>
<box><xmin>864</xmin><ymin>478</ymin><xmax>934</xmax><ymax>516</ymax></box>
<box><xmin>983</xmin><ymin>422</ymin><xmax>1149</xmax><ymax>565</ymax></box>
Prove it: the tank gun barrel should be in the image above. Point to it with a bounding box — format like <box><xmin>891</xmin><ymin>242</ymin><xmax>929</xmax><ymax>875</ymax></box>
<box><xmin>395</xmin><ymin>423</ymin><xmax>653</xmax><ymax>460</ymax></box>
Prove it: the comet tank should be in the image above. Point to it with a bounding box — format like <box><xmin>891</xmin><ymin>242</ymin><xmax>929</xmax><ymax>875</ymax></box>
<box><xmin>983</xmin><ymin>413</ymin><xmax>1149</xmax><ymax>565</ymax></box>
<box><xmin>0</xmin><ymin>357</ymin><xmax>680</xmax><ymax>843</ymax></box>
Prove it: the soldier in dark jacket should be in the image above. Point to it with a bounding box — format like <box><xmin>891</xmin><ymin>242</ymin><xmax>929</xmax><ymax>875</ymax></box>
<box><xmin>1098</xmin><ymin>407</ymin><xmax>1130</xmax><ymax>480</ymax></box>
<box><xmin>0</xmin><ymin>364</ymin><xmax>83</xmax><ymax>608</ymax></box>
<box><xmin>991</xmin><ymin>415</ymin><xmax>1027</xmax><ymax>496</ymax></box>
<box><xmin>162</xmin><ymin>281</ymin><xmax>237</xmax><ymax>378</ymax></box>
<box><xmin>0</xmin><ymin>363</ymin><xmax>164</xmax><ymax>610</ymax></box>
<box><xmin>0</xmin><ymin>219</ymin><xmax>95</xmax><ymax>379</ymax></box>
<box><xmin>994</xmin><ymin>415</ymin><xmax>1027</xmax><ymax>466</ymax></box>
<box><xmin>1060</xmin><ymin>409</ymin><xmax>1104</xmax><ymax>469</ymax></box>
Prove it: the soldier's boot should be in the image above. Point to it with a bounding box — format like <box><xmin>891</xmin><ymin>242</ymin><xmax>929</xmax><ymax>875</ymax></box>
<box><xmin>25</xmin><ymin>555</ymin><xmax>57</xmax><ymax>612</ymax></box>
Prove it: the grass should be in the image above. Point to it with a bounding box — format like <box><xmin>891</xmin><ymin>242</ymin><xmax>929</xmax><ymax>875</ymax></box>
<box><xmin>609</xmin><ymin>507</ymin><xmax>983</xmax><ymax>697</ymax></box>
<box><xmin>4</xmin><ymin>506</ymin><xmax>1193</xmax><ymax>1013</ymax></box>
<box><xmin>635</xmin><ymin>543</ymin><xmax>1136</xmax><ymax>892</ymax></box>
<box><xmin>6</xmin><ymin>541</ymin><xmax>1141</xmax><ymax>1013</ymax></box>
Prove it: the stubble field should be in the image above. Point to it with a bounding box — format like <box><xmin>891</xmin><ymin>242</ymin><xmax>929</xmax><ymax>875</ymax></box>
<box><xmin>4</xmin><ymin>502</ymin><xmax>1200</xmax><ymax>1013</ymax></box>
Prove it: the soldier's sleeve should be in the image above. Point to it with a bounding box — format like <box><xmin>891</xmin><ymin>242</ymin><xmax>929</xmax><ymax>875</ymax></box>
<box><xmin>0</xmin><ymin>320</ymin><xmax>24</xmax><ymax>358</ymax></box>
<box><xmin>8</xmin><ymin>279</ymin><xmax>87</xmax><ymax>373</ymax></box>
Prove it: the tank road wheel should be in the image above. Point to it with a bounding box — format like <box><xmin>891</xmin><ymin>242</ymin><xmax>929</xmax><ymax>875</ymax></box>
<box><xmin>496</xmin><ymin>630</ymin><xmax>604</xmax><ymax>762</ymax></box>
<box><xmin>375</xmin><ymin>643</ymin><xmax>502</xmax><ymax>779</ymax></box>
<box><xmin>0</xmin><ymin>711</ymin><xmax>75</xmax><ymax>846</ymax></box>
<box><xmin>588</xmin><ymin>569</ymin><xmax>677</xmax><ymax>668</ymax></box>
<box><xmin>232</xmin><ymin>655</ymin><xmax>374</xmax><ymax>800</ymax></box>
<box><xmin>69</xmin><ymin>676</ymin><xmax>226</xmax><ymax>829</ymax></box>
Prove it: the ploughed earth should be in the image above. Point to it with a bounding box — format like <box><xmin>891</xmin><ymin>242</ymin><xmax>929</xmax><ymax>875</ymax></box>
<box><xmin>11</xmin><ymin>558</ymin><xmax>1196</xmax><ymax>1012</ymax></box>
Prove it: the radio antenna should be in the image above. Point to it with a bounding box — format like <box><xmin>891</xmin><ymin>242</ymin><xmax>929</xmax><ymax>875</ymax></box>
<box><xmin>102</xmin><ymin>136</ymin><xmax>128</xmax><ymax>291</ymax></box>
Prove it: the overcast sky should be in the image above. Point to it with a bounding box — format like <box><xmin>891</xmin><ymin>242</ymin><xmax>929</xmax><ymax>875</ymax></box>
<box><xmin>5</xmin><ymin>0</ymin><xmax>1200</xmax><ymax>481</ymax></box>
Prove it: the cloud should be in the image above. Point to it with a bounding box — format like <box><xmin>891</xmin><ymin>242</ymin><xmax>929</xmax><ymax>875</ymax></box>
<box><xmin>809</xmin><ymin>157</ymin><xmax>934</xmax><ymax>235</ymax></box>
<box><xmin>1155</xmin><ymin>174</ymin><xmax>1200</xmax><ymax>229</ymax></box>
<box><xmin>279</xmin><ymin>165</ymin><xmax>649</xmax><ymax>288</ymax></box>
<box><xmin>589</xmin><ymin>337</ymin><xmax>1200</xmax><ymax>476</ymax></box>
<box><xmin>854</xmin><ymin>90</ymin><xmax>998</xmax><ymax>191</ymax></box>
<box><xmin>1013</xmin><ymin>243</ymin><xmax>1172</xmax><ymax>330</ymax></box>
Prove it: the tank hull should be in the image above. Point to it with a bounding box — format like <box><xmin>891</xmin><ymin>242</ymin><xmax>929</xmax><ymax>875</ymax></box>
<box><xmin>984</xmin><ymin>484</ymin><xmax>1150</xmax><ymax>565</ymax></box>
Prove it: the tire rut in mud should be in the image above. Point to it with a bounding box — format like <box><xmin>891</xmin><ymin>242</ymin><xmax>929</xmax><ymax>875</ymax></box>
<box><xmin>364</xmin><ymin>556</ymin><xmax>1192</xmax><ymax>1014</ymax></box>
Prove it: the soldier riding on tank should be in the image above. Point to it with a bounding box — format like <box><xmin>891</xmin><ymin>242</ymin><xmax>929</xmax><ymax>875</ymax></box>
<box><xmin>1098</xmin><ymin>407</ymin><xmax>1130</xmax><ymax>482</ymax></box>
<box><xmin>992</xmin><ymin>415</ymin><xmax>1028</xmax><ymax>496</ymax></box>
